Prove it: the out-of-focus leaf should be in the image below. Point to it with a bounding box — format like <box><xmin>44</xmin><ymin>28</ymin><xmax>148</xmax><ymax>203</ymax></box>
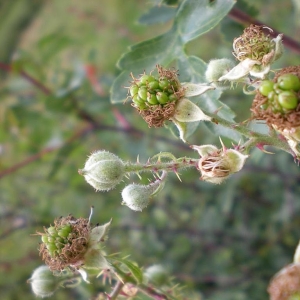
<box><xmin>138</xmin><ymin>5</ymin><xmax>177</xmax><ymax>25</ymax></box>
<box><xmin>110</xmin><ymin>257</ymin><xmax>143</xmax><ymax>284</ymax></box>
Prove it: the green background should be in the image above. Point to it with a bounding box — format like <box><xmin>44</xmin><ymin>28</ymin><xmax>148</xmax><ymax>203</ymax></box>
<box><xmin>0</xmin><ymin>0</ymin><xmax>300</xmax><ymax>299</ymax></box>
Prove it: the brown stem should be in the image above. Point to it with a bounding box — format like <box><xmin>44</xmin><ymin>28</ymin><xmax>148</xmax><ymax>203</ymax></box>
<box><xmin>228</xmin><ymin>7</ymin><xmax>300</xmax><ymax>54</ymax></box>
<box><xmin>108</xmin><ymin>280</ymin><xmax>124</xmax><ymax>300</ymax></box>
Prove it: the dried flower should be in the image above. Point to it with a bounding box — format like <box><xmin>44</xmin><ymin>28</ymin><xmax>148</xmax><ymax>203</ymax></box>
<box><xmin>192</xmin><ymin>142</ymin><xmax>248</xmax><ymax>184</ymax></box>
<box><xmin>220</xmin><ymin>25</ymin><xmax>283</xmax><ymax>80</ymax></box>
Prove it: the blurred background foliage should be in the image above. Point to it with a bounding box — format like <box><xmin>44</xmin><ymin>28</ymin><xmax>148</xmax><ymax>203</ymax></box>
<box><xmin>1</xmin><ymin>0</ymin><xmax>300</xmax><ymax>299</ymax></box>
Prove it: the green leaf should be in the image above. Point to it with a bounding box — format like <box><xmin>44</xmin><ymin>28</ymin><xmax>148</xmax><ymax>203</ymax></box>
<box><xmin>138</xmin><ymin>5</ymin><xmax>177</xmax><ymax>25</ymax></box>
<box><xmin>174</xmin><ymin>0</ymin><xmax>236</xmax><ymax>43</ymax></box>
<box><xmin>117</xmin><ymin>29</ymin><xmax>179</xmax><ymax>72</ymax></box>
<box><xmin>110</xmin><ymin>257</ymin><xmax>143</xmax><ymax>284</ymax></box>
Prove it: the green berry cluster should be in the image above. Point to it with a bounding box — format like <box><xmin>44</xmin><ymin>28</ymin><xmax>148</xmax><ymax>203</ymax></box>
<box><xmin>41</xmin><ymin>224</ymin><xmax>72</xmax><ymax>257</ymax></box>
<box><xmin>129</xmin><ymin>73</ymin><xmax>181</xmax><ymax>110</ymax></box>
<box><xmin>259</xmin><ymin>74</ymin><xmax>300</xmax><ymax>113</ymax></box>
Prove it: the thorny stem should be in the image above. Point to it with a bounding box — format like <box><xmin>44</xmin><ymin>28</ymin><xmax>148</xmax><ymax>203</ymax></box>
<box><xmin>124</xmin><ymin>158</ymin><xmax>199</xmax><ymax>174</ymax></box>
<box><xmin>203</xmin><ymin>109</ymin><xmax>293</xmax><ymax>155</ymax></box>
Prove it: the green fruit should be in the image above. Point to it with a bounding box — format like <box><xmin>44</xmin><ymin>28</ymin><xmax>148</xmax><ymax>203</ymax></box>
<box><xmin>259</xmin><ymin>80</ymin><xmax>274</xmax><ymax>96</ymax></box>
<box><xmin>277</xmin><ymin>73</ymin><xmax>300</xmax><ymax>91</ymax></box>
<box><xmin>278</xmin><ymin>91</ymin><xmax>298</xmax><ymax>109</ymax></box>
<box><xmin>47</xmin><ymin>236</ymin><xmax>55</xmax><ymax>243</ymax></box>
<box><xmin>47</xmin><ymin>227</ymin><xmax>57</xmax><ymax>236</ymax></box>
<box><xmin>147</xmin><ymin>94</ymin><xmax>159</xmax><ymax>105</ymax></box>
<box><xmin>158</xmin><ymin>78</ymin><xmax>169</xmax><ymax>90</ymax></box>
<box><xmin>138</xmin><ymin>87</ymin><xmax>148</xmax><ymax>101</ymax></box>
<box><xmin>156</xmin><ymin>92</ymin><xmax>169</xmax><ymax>104</ymax></box>
<box><xmin>41</xmin><ymin>235</ymin><xmax>48</xmax><ymax>243</ymax></box>
<box><xmin>46</xmin><ymin>243</ymin><xmax>57</xmax><ymax>252</ymax></box>
<box><xmin>129</xmin><ymin>85</ymin><xmax>139</xmax><ymax>97</ymax></box>
<box><xmin>140</xmin><ymin>75</ymin><xmax>155</xmax><ymax>84</ymax></box>
<box><xmin>148</xmin><ymin>80</ymin><xmax>159</xmax><ymax>90</ymax></box>
<box><xmin>169</xmin><ymin>94</ymin><xmax>178</xmax><ymax>102</ymax></box>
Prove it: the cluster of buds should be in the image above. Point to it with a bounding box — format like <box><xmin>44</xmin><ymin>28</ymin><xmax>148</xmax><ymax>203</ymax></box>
<box><xmin>37</xmin><ymin>213</ymin><xmax>111</xmax><ymax>282</ymax></box>
<box><xmin>192</xmin><ymin>141</ymin><xmax>248</xmax><ymax>184</ymax></box>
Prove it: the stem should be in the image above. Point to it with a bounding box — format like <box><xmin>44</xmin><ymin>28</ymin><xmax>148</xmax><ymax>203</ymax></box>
<box><xmin>109</xmin><ymin>280</ymin><xmax>124</xmax><ymax>300</ymax></box>
<box><xmin>203</xmin><ymin>109</ymin><xmax>293</xmax><ymax>155</ymax></box>
<box><xmin>124</xmin><ymin>158</ymin><xmax>199</xmax><ymax>174</ymax></box>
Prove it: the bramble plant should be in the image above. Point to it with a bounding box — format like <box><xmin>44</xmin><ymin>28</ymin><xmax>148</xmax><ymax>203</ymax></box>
<box><xmin>25</xmin><ymin>1</ymin><xmax>300</xmax><ymax>299</ymax></box>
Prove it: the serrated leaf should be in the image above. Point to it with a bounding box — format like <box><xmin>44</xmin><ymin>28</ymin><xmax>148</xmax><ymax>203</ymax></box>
<box><xmin>174</xmin><ymin>0</ymin><xmax>236</xmax><ymax>43</ymax></box>
<box><xmin>138</xmin><ymin>5</ymin><xmax>177</xmax><ymax>25</ymax></box>
<box><xmin>111</xmin><ymin>257</ymin><xmax>143</xmax><ymax>284</ymax></box>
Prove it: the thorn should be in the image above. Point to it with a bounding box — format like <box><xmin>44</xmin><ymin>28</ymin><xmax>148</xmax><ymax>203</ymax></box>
<box><xmin>175</xmin><ymin>171</ymin><xmax>182</xmax><ymax>182</ymax></box>
<box><xmin>136</xmin><ymin>155</ymin><xmax>140</xmax><ymax>164</ymax></box>
<box><xmin>256</xmin><ymin>143</ymin><xmax>274</xmax><ymax>154</ymax></box>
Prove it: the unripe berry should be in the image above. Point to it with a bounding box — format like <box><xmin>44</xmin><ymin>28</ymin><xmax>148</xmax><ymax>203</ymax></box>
<box><xmin>278</xmin><ymin>91</ymin><xmax>298</xmax><ymax>110</ymax></box>
<box><xmin>28</xmin><ymin>265</ymin><xmax>59</xmax><ymax>298</ymax></box>
<box><xmin>79</xmin><ymin>150</ymin><xmax>125</xmax><ymax>191</ymax></box>
<box><xmin>259</xmin><ymin>80</ymin><xmax>274</xmax><ymax>97</ymax></box>
<box><xmin>277</xmin><ymin>74</ymin><xmax>300</xmax><ymax>91</ymax></box>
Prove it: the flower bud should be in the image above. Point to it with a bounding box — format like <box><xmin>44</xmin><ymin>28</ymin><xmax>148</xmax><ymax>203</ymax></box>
<box><xmin>121</xmin><ymin>175</ymin><xmax>166</xmax><ymax>211</ymax></box>
<box><xmin>192</xmin><ymin>142</ymin><xmax>248</xmax><ymax>184</ymax></box>
<box><xmin>28</xmin><ymin>265</ymin><xmax>59</xmax><ymax>298</ymax></box>
<box><xmin>79</xmin><ymin>150</ymin><xmax>125</xmax><ymax>191</ymax></box>
<box><xmin>205</xmin><ymin>58</ymin><xmax>235</xmax><ymax>90</ymax></box>
<box><xmin>144</xmin><ymin>265</ymin><xmax>169</xmax><ymax>286</ymax></box>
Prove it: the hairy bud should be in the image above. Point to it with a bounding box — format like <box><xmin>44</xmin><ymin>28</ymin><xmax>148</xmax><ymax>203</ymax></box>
<box><xmin>121</xmin><ymin>174</ymin><xmax>166</xmax><ymax>211</ymax></box>
<box><xmin>28</xmin><ymin>265</ymin><xmax>59</xmax><ymax>298</ymax></box>
<box><xmin>79</xmin><ymin>150</ymin><xmax>125</xmax><ymax>191</ymax></box>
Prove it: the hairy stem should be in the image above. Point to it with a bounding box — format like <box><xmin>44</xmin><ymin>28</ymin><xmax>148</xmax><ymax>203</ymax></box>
<box><xmin>124</xmin><ymin>158</ymin><xmax>199</xmax><ymax>174</ymax></box>
<box><xmin>203</xmin><ymin>110</ymin><xmax>292</xmax><ymax>155</ymax></box>
<box><xmin>109</xmin><ymin>280</ymin><xmax>124</xmax><ymax>300</ymax></box>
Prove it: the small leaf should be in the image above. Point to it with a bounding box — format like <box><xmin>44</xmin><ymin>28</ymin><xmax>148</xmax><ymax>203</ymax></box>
<box><xmin>111</xmin><ymin>257</ymin><xmax>143</xmax><ymax>284</ymax></box>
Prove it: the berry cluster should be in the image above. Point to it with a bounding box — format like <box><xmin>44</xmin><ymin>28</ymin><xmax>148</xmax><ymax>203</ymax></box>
<box><xmin>41</xmin><ymin>224</ymin><xmax>72</xmax><ymax>257</ymax></box>
<box><xmin>129</xmin><ymin>71</ymin><xmax>182</xmax><ymax>110</ymax></box>
<box><xmin>259</xmin><ymin>74</ymin><xmax>300</xmax><ymax>113</ymax></box>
